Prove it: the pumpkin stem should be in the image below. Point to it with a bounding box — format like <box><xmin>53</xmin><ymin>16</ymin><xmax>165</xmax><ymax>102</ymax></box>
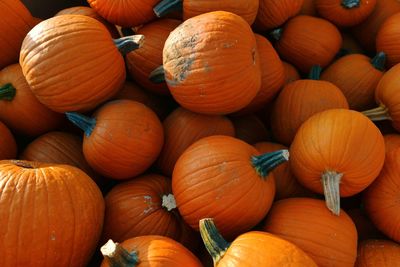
<box><xmin>341</xmin><ymin>0</ymin><xmax>360</xmax><ymax>8</ymax></box>
<box><xmin>322</xmin><ymin>171</ymin><xmax>343</xmax><ymax>215</ymax></box>
<box><xmin>308</xmin><ymin>65</ymin><xmax>322</xmax><ymax>80</ymax></box>
<box><xmin>251</xmin><ymin>149</ymin><xmax>289</xmax><ymax>178</ymax></box>
<box><xmin>101</xmin><ymin>239</ymin><xmax>139</xmax><ymax>267</ymax></box>
<box><xmin>113</xmin><ymin>35</ymin><xmax>145</xmax><ymax>56</ymax></box>
<box><xmin>199</xmin><ymin>218</ymin><xmax>230</xmax><ymax>266</ymax></box>
<box><xmin>371</xmin><ymin>52</ymin><xmax>386</xmax><ymax>71</ymax></box>
<box><xmin>0</xmin><ymin>83</ymin><xmax>16</xmax><ymax>101</ymax></box>
<box><xmin>269</xmin><ymin>28</ymin><xmax>283</xmax><ymax>41</ymax></box>
<box><xmin>362</xmin><ymin>105</ymin><xmax>392</xmax><ymax>121</ymax></box>
<box><xmin>65</xmin><ymin>112</ymin><xmax>96</xmax><ymax>137</ymax></box>
<box><xmin>149</xmin><ymin>65</ymin><xmax>165</xmax><ymax>83</ymax></box>
<box><xmin>120</xmin><ymin>27</ymin><xmax>136</xmax><ymax>37</ymax></box>
<box><xmin>153</xmin><ymin>0</ymin><xmax>183</xmax><ymax>18</ymax></box>
<box><xmin>162</xmin><ymin>194</ymin><xmax>177</xmax><ymax>211</ymax></box>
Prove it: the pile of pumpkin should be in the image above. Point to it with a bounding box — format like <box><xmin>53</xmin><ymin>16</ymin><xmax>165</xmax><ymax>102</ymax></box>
<box><xmin>2</xmin><ymin>0</ymin><xmax>400</xmax><ymax>266</ymax></box>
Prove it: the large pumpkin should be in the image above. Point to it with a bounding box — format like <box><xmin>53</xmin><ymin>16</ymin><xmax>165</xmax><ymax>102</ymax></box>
<box><xmin>355</xmin><ymin>239</ymin><xmax>400</xmax><ymax>266</ymax></box>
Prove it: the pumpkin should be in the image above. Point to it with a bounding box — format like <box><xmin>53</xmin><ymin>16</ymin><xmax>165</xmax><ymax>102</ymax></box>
<box><xmin>315</xmin><ymin>0</ymin><xmax>376</xmax><ymax>27</ymax></box>
<box><xmin>157</xmin><ymin>107</ymin><xmax>235</xmax><ymax>177</ymax></box>
<box><xmin>100</xmin><ymin>236</ymin><xmax>202</xmax><ymax>267</ymax></box>
<box><xmin>126</xmin><ymin>19</ymin><xmax>181</xmax><ymax>95</ymax></box>
<box><xmin>272</xmin><ymin>15</ymin><xmax>342</xmax><ymax>73</ymax></box>
<box><xmin>19</xmin><ymin>15</ymin><xmax>144</xmax><ymax>113</ymax></box>
<box><xmin>376</xmin><ymin>13</ymin><xmax>400</xmax><ymax>67</ymax></box>
<box><xmin>101</xmin><ymin>174</ymin><xmax>199</xmax><ymax>251</ymax></box>
<box><xmin>66</xmin><ymin>100</ymin><xmax>164</xmax><ymax>180</ymax></box>
<box><xmin>363</xmin><ymin>147</ymin><xmax>400</xmax><ymax>242</ymax></box>
<box><xmin>0</xmin><ymin>122</ymin><xmax>17</xmax><ymax>160</ymax></box>
<box><xmin>162</xmin><ymin>11</ymin><xmax>261</xmax><ymax>115</ymax></box>
<box><xmin>300</xmin><ymin>0</ymin><xmax>317</xmax><ymax>16</ymax></box>
<box><xmin>355</xmin><ymin>239</ymin><xmax>400</xmax><ymax>266</ymax></box>
<box><xmin>340</xmin><ymin>31</ymin><xmax>364</xmax><ymax>55</ymax></box>
<box><xmin>346</xmin><ymin>209</ymin><xmax>383</xmax><ymax>241</ymax></box>
<box><xmin>352</xmin><ymin>0</ymin><xmax>400</xmax><ymax>52</ymax></box>
<box><xmin>321</xmin><ymin>52</ymin><xmax>386</xmax><ymax>111</ymax></box>
<box><xmin>283</xmin><ymin>61</ymin><xmax>301</xmax><ymax>85</ymax></box>
<box><xmin>384</xmin><ymin>133</ymin><xmax>400</xmax><ymax>154</ymax></box>
<box><xmin>290</xmin><ymin>109</ymin><xmax>385</xmax><ymax>215</ymax></box>
<box><xmin>0</xmin><ymin>63</ymin><xmax>63</xmax><ymax>136</ymax></box>
<box><xmin>231</xmin><ymin>114</ymin><xmax>270</xmax><ymax>144</ymax></box>
<box><xmin>154</xmin><ymin>0</ymin><xmax>259</xmax><ymax>25</ymax></box>
<box><xmin>271</xmin><ymin>66</ymin><xmax>349</xmax><ymax>146</ymax></box>
<box><xmin>0</xmin><ymin>0</ymin><xmax>36</xmax><ymax>69</ymax></box>
<box><xmin>87</xmin><ymin>0</ymin><xmax>159</xmax><ymax>27</ymax></box>
<box><xmin>254</xmin><ymin>0</ymin><xmax>304</xmax><ymax>31</ymax></box>
<box><xmin>0</xmin><ymin>160</ymin><xmax>104</xmax><ymax>267</ymax></box>
<box><xmin>172</xmin><ymin>135</ymin><xmax>288</xmax><ymax>239</ymax></box>
<box><xmin>262</xmin><ymin>198</ymin><xmax>358</xmax><ymax>267</ymax></box>
<box><xmin>200</xmin><ymin>218</ymin><xmax>317</xmax><ymax>266</ymax></box>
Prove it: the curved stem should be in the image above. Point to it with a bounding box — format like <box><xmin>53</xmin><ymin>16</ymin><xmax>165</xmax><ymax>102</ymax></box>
<box><xmin>308</xmin><ymin>65</ymin><xmax>322</xmax><ymax>80</ymax></box>
<box><xmin>341</xmin><ymin>0</ymin><xmax>360</xmax><ymax>8</ymax></box>
<box><xmin>362</xmin><ymin>105</ymin><xmax>392</xmax><ymax>121</ymax></box>
<box><xmin>149</xmin><ymin>65</ymin><xmax>165</xmax><ymax>83</ymax></box>
<box><xmin>371</xmin><ymin>52</ymin><xmax>386</xmax><ymax>71</ymax></box>
<box><xmin>0</xmin><ymin>83</ymin><xmax>16</xmax><ymax>101</ymax></box>
<box><xmin>162</xmin><ymin>194</ymin><xmax>177</xmax><ymax>211</ymax></box>
<box><xmin>113</xmin><ymin>35</ymin><xmax>144</xmax><ymax>56</ymax></box>
<box><xmin>251</xmin><ymin>149</ymin><xmax>289</xmax><ymax>179</ymax></box>
<box><xmin>199</xmin><ymin>218</ymin><xmax>230</xmax><ymax>266</ymax></box>
<box><xmin>101</xmin><ymin>239</ymin><xmax>139</xmax><ymax>267</ymax></box>
<box><xmin>269</xmin><ymin>28</ymin><xmax>283</xmax><ymax>41</ymax></box>
<box><xmin>65</xmin><ymin>112</ymin><xmax>96</xmax><ymax>137</ymax></box>
<box><xmin>153</xmin><ymin>0</ymin><xmax>183</xmax><ymax>18</ymax></box>
<box><xmin>321</xmin><ymin>171</ymin><xmax>343</xmax><ymax>215</ymax></box>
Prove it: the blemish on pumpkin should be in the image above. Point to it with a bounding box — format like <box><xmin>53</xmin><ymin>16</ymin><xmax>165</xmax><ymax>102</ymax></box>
<box><xmin>252</xmin><ymin>48</ymin><xmax>256</xmax><ymax>65</ymax></box>
<box><xmin>50</xmin><ymin>231</ymin><xmax>56</xmax><ymax>241</ymax></box>
<box><xmin>203</xmin><ymin>62</ymin><xmax>212</xmax><ymax>73</ymax></box>
<box><xmin>166</xmin><ymin>57</ymin><xmax>195</xmax><ymax>86</ymax></box>
<box><xmin>143</xmin><ymin>195</ymin><xmax>155</xmax><ymax>214</ymax></box>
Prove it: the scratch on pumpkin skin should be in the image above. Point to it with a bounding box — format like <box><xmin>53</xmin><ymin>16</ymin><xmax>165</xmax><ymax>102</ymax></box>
<box><xmin>143</xmin><ymin>195</ymin><xmax>155</xmax><ymax>214</ymax></box>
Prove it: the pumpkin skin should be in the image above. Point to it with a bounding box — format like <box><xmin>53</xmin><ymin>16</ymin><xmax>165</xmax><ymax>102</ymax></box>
<box><xmin>363</xmin><ymin>147</ymin><xmax>400</xmax><ymax>242</ymax></box>
<box><xmin>231</xmin><ymin>115</ymin><xmax>270</xmax><ymax>144</ymax></box>
<box><xmin>0</xmin><ymin>63</ymin><xmax>63</xmax><ymax>136</ymax></box>
<box><xmin>300</xmin><ymin>0</ymin><xmax>317</xmax><ymax>16</ymax></box>
<box><xmin>283</xmin><ymin>61</ymin><xmax>301</xmax><ymax>85</ymax></box>
<box><xmin>87</xmin><ymin>0</ymin><xmax>159</xmax><ymax>27</ymax></box>
<box><xmin>274</xmin><ymin>15</ymin><xmax>342</xmax><ymax>74</ymax></box>
<box><xmin>0</xmin><ymin>122</ymin><xmax>17</xmax><ymax>160</ymax></box>
<box><xmin>355</xmin><ymin>239</ymin><xmax>400</xmax><ymax>267</ymax></box>
<box><xmin>290</xmin><ymin>109</ymin><xmax>385</xmax><ymax>215</ymax></box>
<box><xmin>376</xmin><ymin>13</ymin><xmax>400</xmax><ymax>67</ymax></box>
<box><xmin>262</xmin><ymin>198</ymin><xmax>358</xmax><ymax>267</ymax></box>
<box><xmin>315</xmin><ymin>0</ymin><xmax>376</xmax><ymax>27</ymax></box>
<box><xmin>0</xmin><ymin>0</ymin><xmax>36</xmax><ymax>69</ymax></box>
<box><xmin>157</xmin><ymin>107</ymin><xmax>235</xmax><ymax>177</ymax></box>
<box><xmin>19</xmin><ymin>15</ymin><xmax>132</xmax><ymax>113</ymax></box>
<box><xmin>163</xmin><ymin>11</ymin><xmax>261</xmax><ymax>115</ymax></box>
<box><xmin>254</xmin><ymin>0</ymin><xmax>304</xmax><ymax>31</ymax></box>
<box><xmin>384</xmin><ymin>133</ymin><xmax>400</xmax><ymax>154</ymax></box>
<box><xmin>126</xmin><ymin>19</ymin><xmax>181</xmax><ymax>95</ymax></box>
<box><xmin>0</xmin><ymin>160</ymin><xmax>104</xmax><ymax>267</ymax></box>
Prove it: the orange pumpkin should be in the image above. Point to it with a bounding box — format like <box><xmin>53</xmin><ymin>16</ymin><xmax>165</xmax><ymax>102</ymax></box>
<box><xmin>384</xmin><ymin>133</ymin><xmax>400</xmax><ymax>154</ymax></box>
<box><xmin>262</xmin><ymin>198</ymin><xmax>358</xmax><ymax>267</ymax></box>
<box><xmin>355</xmin><ymin>239</ymin><xmax>400</xmax><ymax>266</ymax></box>
<box><xmin>157</xmin><ymin>107</ymin><xmax>235</xmax><ymax>176</ymax></box>
<box><xmin>300</xmin><ymin>0</ymin><xmax>317</xmax><ymax>16</ymax></box>
<box><xmin>200</xmin><ymin>218</ymin><xmax>317</xmax><ymax>266</ymax></box>
<box><xmin>0</xmin><ymin>160</ymin><xmax>104</xmax><ymax>267</ymax></box>
<box><xmin>0</xmin><ymin>63</ymin><xmax>63</xmax><ymax>136</ymax></box>
<box><xmin>340</xmin><ymin>31</ymin><xmax>365</xmax><ymax>55</ymax></box>
<box><xmin>273</xmin><ymin>15</ymin><xmax>342</xmax><ymax>73</ymax></box>
<box><xmin>290</xmin><ymin>109</ymin><xmax>385</xmax><ymax>215</ymax></box>
<box><xmin>19</xmin><ymin>15</ymin><xmax>144</xmax><ymax>112</ymax></box>
<box><xmin>162</xmin><ymin>11</ymin><xmax>261</xmax><ymax>115</ymax></box>
<box><xmin>376</xmin><ymin>13</ymin><xmax>400</xmax><ymax>67</ymax></box>
<box><xmin>321</xmin><ymin>52</ymin><xmax>386</xmax><ymax>111</ymax></box>
<box><xmin>231</xmin><ymin>114</ymin><xmax>270</xmax><ymax>144</ymax></box>
<box><xmin>66</xmin><ymin>100</ymin><xmax>164</xmax><ymax>180</ymax></box>
<box><xmin>283</xmin><ymin>61</ymin><xmax>301</xmax><ymax>84</ymax></box>
<box><xmin>0</xmin><ymin>122</ymin><xmax>17</xmax><ymax>160</ymax></box>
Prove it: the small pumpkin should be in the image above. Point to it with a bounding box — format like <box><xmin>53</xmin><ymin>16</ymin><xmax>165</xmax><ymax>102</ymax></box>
<box><xmin>0</xmin><ymin>122</ymin><xmax>17</xmax><ymax>160</ymax></box>
<box><xmin>200</xmin><ymin>218</ymin><xmax>317</xmax><ymax>266</ymax></box>
<box><xmin>376</xmin><ymin>12</ymin><xmax>400</xmax><ymax>67</ymax></box>
<box><xmin>283</xmin><ymin>61</ymin><xmax>301</xmax><ymax>85</ymax></box>
<box><xmin>290</xmin><ymin>109</ymin><xmax>385</xmax><ymax>215</ymax></box>
<box><xmin>355</xmin><ymin>239</ymin><xmax>400</xmax><ymax>266</ymax></box>
<box><xmin>231</xmin><ymin>114</ymin><xmax>270</xmax><ymax>144</ymax></box>
<box><xmin>66</xmin><ymin>100</ymin><xmax>164</xmax><ymax>180</ymax></box>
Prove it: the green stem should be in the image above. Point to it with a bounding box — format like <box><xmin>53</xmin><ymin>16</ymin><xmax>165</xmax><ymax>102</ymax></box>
<box><xmin>0</xmin><ymin>83</ymin><xmax>16</xmax><ymax>101</ymax></box>
<box><xmin>113</xmin><ymin>35</ymin><xmax>144</xmax><ymax>56</ymax></box>
<box><xmin>149</xmin><ymin>65</ymin><xmax>165</xmax><ymax>83</ymax></box>
<box><xmin>269</xmin><ymin>28</ymin><xmax>283</xmax><ymax>41</ymax></box>
<box><xmin>251</xmin><ymin>149</ymin><xmax>289</xmax><ymax>178</ymax></box>
<box><xmin>199</xmin><ymin>218</ymin><xmax>230</xmax><ymax>266</ymax></box>
<box><xmin>101</xmin><ymin>239</ymin><xmax>139</xmax><ymax>267</ymax></box>
<box><xmin>308</xmin><ymin>65</ymin><xmax>322</xmax><ymax>80</ymax></box>
<box><xmin>120</xmin><ymin>27</ymin><xmax>135</xmax><ymax>37</ymax></box>
<box><xmin>371</xmin><ymin>52</ymin><xmax>386</xmax><ymax>71</ymax></box>
<box><xmin>341</xmin><ymin>0</ymin><xmax>360</xmax><ymax>8</ymax></box>
<box><xmin>65</xmin><ymin>112</ymin><xmax>96</xmax><ymax>137</ymax></box>
<box><xmin>362</xmin><ymin>105</ymin><xmax>392</xmax><ymax>121</ymax></box>
<box><xmin>153</xmin><ymin>0</ymin><xmax>183</xmax><ymax>18</ymax></box>
<box><xmin>322</xmin><ymin>171</ymin><xmax>343</xmax><ymax>216</ymax></box>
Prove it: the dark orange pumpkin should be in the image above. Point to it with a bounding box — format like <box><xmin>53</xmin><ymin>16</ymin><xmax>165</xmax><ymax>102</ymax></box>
<box><xmin>290</xmin><ymin>109</ymin><xmax>385</xmax><ymax>215</ymax></box>
<box><xmin>231</xmin><ymin>114</ymin><xmax>270</xmax><ymax>144</ymax></box>
<box><xmin>355</xmin><ymin>239</ymin><xmax>400</xmax><ymax>266</ymax></box>
<box><xmin>300</xmin><ymin>0</ymin><xmax>317</xmax><ymax>16</ymax></box>
<box><xmin>0</xmin><ymin>63</ymin><xmax>63</xmax><ymax>136</ymax></box>
<box><xmin>162</xmin><ymin>11</ymin><xmax>261</xmax><ymax>115</ymax></box>
<box><xmin>157</xmin><ymin>107</ymin><xmax>235</xmax><ymax>176</ymax></box>
<box><xmin>0</xmin><ymin>122</ymin><xmax>17</xmax><ymax>160</ymax></box>
<box><xmin>283</xmin><ymin>61</ymin><xmax>301</xmax><ymax>85</ymax></box>
<box><xmin>20</xmin><ymin>15</ymin><xmax>144</xmax><ymax>112</ymax></box>
<box><xmin>0</xmin><ymin>160</ymin><xmax>104</xmax><ymax>267</ymax></box>
<box><xmin>262</xmin><ymin>198</ymin><xmax>358</xmax><ymax>267</ymax></box>
<box><xmin>340</xmin><ymin>31</ymin><xmax>365</xmax><ymax>55</ymax></box>
<box><xmin>376</xmin><ymin>13</ymin><xmax>400</xmax><ymax>67</ymax></box>
<box><xmin>66</xmin><ymin>100</ymin><xmax>164</xmax><ymax>179</ymax></box>
<box><xmin>384</xmin><ymin>133</ymin><xmax>400</xmax><ymax>154</ymax></box>
<box><xmin>273</xmin><ymin>15</ymin><xmax>342</xmax><ymax>73</ymax></box>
